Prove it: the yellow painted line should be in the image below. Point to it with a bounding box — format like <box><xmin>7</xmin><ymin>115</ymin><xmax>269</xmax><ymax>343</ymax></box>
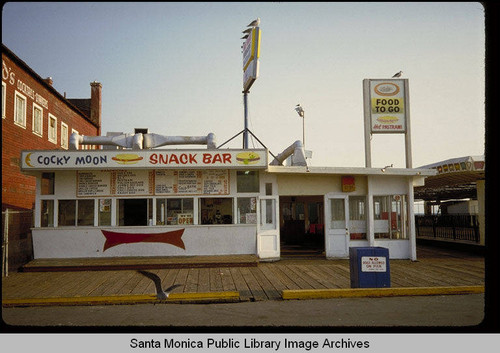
<box><xmin>282</xmin><ymin>286</ymin><xmax>485</xmax><ymax>300</ymax></box>
<box><xmin>2</xmin><ymin>291</ymin><xmax>240</xmax><ymax>307</ymax></box>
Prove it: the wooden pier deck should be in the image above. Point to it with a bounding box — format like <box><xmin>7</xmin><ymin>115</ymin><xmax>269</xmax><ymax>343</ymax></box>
<box><xmin>2</xmin><ymin>245</ymin><xmax>484</xmax><ymax>302</ymax></box>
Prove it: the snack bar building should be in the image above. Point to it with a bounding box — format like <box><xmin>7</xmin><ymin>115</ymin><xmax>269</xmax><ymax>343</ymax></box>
<box><xmin>20</xmin><ymin>132</ymin><xmax>435</xmax><ymax>261</ymax></box>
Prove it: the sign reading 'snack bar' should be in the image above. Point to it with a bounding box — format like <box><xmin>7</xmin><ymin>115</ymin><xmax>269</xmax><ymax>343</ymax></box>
<box><xmin>21</xmin><ymin>149</ymin><xmax>268</xmax><ymax>170</ymax></box>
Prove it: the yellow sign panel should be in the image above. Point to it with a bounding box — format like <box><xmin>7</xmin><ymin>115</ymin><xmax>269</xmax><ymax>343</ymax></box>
<box><xmin>368</xmin><ymin>79</ymin><xmax>406</xmax><ymax>133</ymax></box>
<box><xmin>371</xmin><ymin>98</ymin><xmax>404</xmax><ymax>115</ymax></box>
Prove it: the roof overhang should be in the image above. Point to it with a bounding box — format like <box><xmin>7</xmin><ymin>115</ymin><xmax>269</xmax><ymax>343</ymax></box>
<box><xmin>266</xmin><ymin>165</ymin><xmax>436</xmax><ymax>177</ymax></box>
<box><xmin>414</xmin><ymin>156</ymin><xmax>485</xmax><ymax>201</ymax></box>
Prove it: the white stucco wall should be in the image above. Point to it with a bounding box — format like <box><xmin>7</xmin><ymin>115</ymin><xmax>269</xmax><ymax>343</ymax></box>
<box><xmin>32</xmin><ymin>225</ymin><xmax>257</xmax><ymax>259</ymax></box>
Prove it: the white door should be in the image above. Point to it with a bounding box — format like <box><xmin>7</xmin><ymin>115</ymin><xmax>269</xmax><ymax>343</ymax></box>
<box><xmin>324</xmin><ymin>194</ymin><xmax>349</xmax><ymax>258</ymax></box>
<box><xmin>257</xmin><ymin>196</ymin><xmax>280</xmax><ymax>259</ymax></box>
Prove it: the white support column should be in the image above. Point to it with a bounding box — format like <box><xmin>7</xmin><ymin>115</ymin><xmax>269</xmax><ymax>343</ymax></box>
<box><xmin>367</xmin><ymin>176</ymin><xmax>375</xmax><ymax>246</ymax></box>
<box><xmin>111</xmin><ymin>199</ymin><xmax>117</xmax><ymax>226</ymax></box>
<box><xmin>362</xmin><ymin>79</ymin><xmax>372</xmax><ymax>168</ymax></box>
<box><xmin>407</xmin><ymin>177</ymin><xmax>417</xmax><ymax>261</ymax></box>
<box><xmin>404</xmin><ymin>79</ymin><xmax>413</xmax><ymax>169</ymax></box>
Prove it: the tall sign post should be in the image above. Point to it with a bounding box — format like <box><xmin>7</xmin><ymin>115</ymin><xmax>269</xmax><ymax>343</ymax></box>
<box><xmin>363</xmin><ymin>79</ymin><xmax>412</xmax><ymax>168</ymax></box>
<box><xmin>363</xmin><ymin>78</ymin><xmax>416</xmax><ymax>260</ymax></box>
<box><xmin>242</xmin><ymin>26</ymin><xmax>261</xmax><ymax>149</ymax></box>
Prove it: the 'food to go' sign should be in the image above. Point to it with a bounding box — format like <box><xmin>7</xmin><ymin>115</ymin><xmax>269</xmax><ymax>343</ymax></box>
<box><xmin>368</xmin><ymin>80</ymin><xmax>407</xmax><ymax>133</ymax></box>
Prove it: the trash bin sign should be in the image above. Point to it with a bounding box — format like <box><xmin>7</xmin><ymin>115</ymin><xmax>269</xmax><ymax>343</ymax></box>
<box><xmin>349</xmin><ymin>247</ymin><xmax>390</xmax><ymax>288</ymax></box>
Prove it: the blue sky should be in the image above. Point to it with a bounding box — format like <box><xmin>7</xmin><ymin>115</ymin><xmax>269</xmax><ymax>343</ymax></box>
<box><xmin>2</xmin><ymin>2</ymin><xmax>485</xmax><ymax>168</ymax></box>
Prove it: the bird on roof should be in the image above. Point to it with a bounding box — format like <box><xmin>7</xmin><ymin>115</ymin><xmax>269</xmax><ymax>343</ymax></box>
<box><xmin>392</xmin><ymin>71</ymin><xmax>403</xmax><ymax>78</ymax></box>
<box><xmin>247</xmin><ymin>18</ymin><xmax>260</xmax><ymax>27</ymax></box>
<box><xmin>137</xmin><ymin>270</ymin><xmax>182</xmax><ymax>300</ymax></box>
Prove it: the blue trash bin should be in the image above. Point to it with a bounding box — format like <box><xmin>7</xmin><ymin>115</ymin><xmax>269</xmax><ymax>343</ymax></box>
<box><xmin>349</xmin><ymin>247</ymin><xmax>390</xmax><ymax>288</ymax></box>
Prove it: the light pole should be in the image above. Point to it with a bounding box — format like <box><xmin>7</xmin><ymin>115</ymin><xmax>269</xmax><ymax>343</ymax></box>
<box><xmin>295</xmin><ymin>104</ymin><xmax>305</xmax><ymax>148</ymax></box>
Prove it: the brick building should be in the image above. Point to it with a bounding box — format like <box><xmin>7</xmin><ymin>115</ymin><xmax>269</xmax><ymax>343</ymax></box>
<box><xmin>2</xmin><ymin>44</ymin><xmax>102</xmax><ymax>271</ymax></box>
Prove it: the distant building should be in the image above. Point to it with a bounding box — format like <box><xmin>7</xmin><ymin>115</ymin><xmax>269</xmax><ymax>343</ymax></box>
<box><xmin>2</xmin><ymin>43</ymin><xmax>102</xmax><ymax>271</ymax></box>
<box><xmin>415</xmin><ymin>156</ymin><xmax>485</xmax><ymax>247</ymax></box>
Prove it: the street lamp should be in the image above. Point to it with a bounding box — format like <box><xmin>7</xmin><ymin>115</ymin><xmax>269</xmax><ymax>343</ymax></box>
<box><xmin>295</xmin><ymin>104</ymin><xmax>305</xmax><ymax>148</ymax></box>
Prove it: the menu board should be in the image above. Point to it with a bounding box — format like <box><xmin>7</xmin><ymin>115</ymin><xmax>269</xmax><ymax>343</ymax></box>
<box><xmin>155</xmin><ymin>169</ymin><xmax>229</xmax><ymax>195</ymax></box>
<box><xmin>202</xmin><ymin>170</ymin><xmax>229</xmax><ymax>195</ymax></box>
<box><xmin>113</xmin><ymin>170</ymin><xmax>154</xmax><ymax>196</ymax></box>
<box><xmin>77</xmin><ymin>171</ymin><xmax>112</xmax><ymax>197</ymax></box>
<box><xmin>77</xmin><ymin>169</ymin><xmax>228</xmax><ymax>197</ymax></box>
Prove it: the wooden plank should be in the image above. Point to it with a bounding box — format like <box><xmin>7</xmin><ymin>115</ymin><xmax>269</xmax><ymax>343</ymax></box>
<box><xmin>229</xmin><ymin>268</ymin><xmax>252</xmax><ymax>301</ymax></box>
<box><xmin>315</xmin><ymin>265</ymin><xmax>349</xmax><ymax>288</ymax></box>
<box><xmin>40</xmin><ymin>272</ymin><xmax>92</xmax><ymax>298</ymax></box>
<box><xmin>433</xmin><ymin>262</ymin><xmax>485</xmax><ymax>279</ymax></box>
<box><xmin>162</xmin><ymin>268</ymin><xmax>182</xmax><ymax>294</ymax></box>
<box><xmin>33</xmin><ymin>272</ymin><xmax>76</xmax><ymax>298</ymax></box>
<box><xmin>392</xmin><ymin>264</ymin><xmax>452</xmax><ymax>287</ymax></box>
<box><xmin>119</xmin><ymin>270</ymin><xmax>150</xmax><ymax>295</ymax></box>
<box><xmin>286</xmin><ymin>265</ymin><xmax>321</xmax><ymax>289</ymax></box>
<box><xmin>219</xmin><ymin>267</ymin><xmax>237</xmax><ymax>292</ymax></box>
<box><xmin>57</xmin><ymin>270</ymin><xmax>101</xmax><ymax>297</ymax></box>
<box><xmin>258</xmin><ymin>264</ymin><xmax>288</xmax><ymax>292</ymax></box>
<box><xmin>128</xmin><ymin>270</ymin><xmax>158</xmax><ymax>295</ymax></box>
<box><xmin>184</xmin><ymin>268</ymin><xmax>199</xmax><ymax>293</ymax></box>
<box><xmin>209</xmin><ymin>268</ymin><xmax>224</xmax><ymax>292</ymax></box>
<box><xmin>273</xmin><ymin>265</ymin><xmax>313</xmax><ymax>289</ymax></box>
<box><xmin>249</xmin><ymin>267</ymin><xmax>281</xmax><ymax>300</ymax></box>
<box><xmin>197</xmin><ymin>268</ymin><xmax>211</xmax><ymax>292</ymax></box>
<box><xmin>263</xmin><ymin>265</ymin><xmax>301</xmax><ymax>290</ymax></box>
<box><xmin>306</xmin><ymin>265</ymin><xmax>343</xmax><ymax>289</ymax></box>
<box><xmin>104</xmin><ymin>271</ymin><xmax>142</xmax><ymax>296</ymax></box>
<box><xmin>175</xmin><ymin>268</ymin><xmax>190</xmax><ymax>293</ymax></box>
<box><xmin>77</xmin><ymin>272</ymin><xmax>115</xmax><ymax>296</ymax></box>
<box><xmin>2</xmin><ymin>272</ymin><xmax>53</xmax><ymax>298</ymax></box>
<box><xmin>238</xmin><ymin>267</ymin><xmax>267</xmax><ymax>301</ymax></box>
<box><xmin>89</xmin><ymin>271</ymin><xmax>133</xmax><ymax>296</ymax></box>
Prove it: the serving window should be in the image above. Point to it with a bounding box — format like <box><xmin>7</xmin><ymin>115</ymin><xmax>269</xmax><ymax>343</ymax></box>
<box><xmin>200</xmin><ymin>198</ymin><xmax>233</xmax><ymax>224</ymax></box>
<box><xmin>41</xmin><ymin>200</ymin><xmax>54</xmax><ymax>227</ymax></box>
<box><xmin>117</xmin><ymin>198</ymin><xmax>152</xmax><ymax>226</ymax></box>
<box><xmin>156</xmin><ymin>198</ymin><xmax>194</xmax><ymax>225</ymax></box>
<box><xmin>374</xmin><ymin>195</ymin><xmax>408</xmax><ymax>239</ymax></box>
<box><xmin>58</xmin><ymin>199</ymin><xmax>94</xmax><ymax>226</ymax></box>
<box><xmin>237</xmin><ymin>197</ymin><xmax>257</xmax><ymax>224</ymax></box>
<box><xmin>349</xmin><ymin>196</ymin><xmax>367</xmax><ymax>240</ymax></box>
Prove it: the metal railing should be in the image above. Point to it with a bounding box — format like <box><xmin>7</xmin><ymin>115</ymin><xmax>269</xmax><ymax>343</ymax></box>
<box><xmin>415</xmin><ymin>214</ymin><xmax>480</xmax><ymax>243</ymax></box>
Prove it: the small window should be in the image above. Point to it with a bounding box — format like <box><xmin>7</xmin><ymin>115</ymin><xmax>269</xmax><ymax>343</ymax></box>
<box><xmin>61</xmin><ymin>122</ymin><xmax>69</xmax><ymax>149</ymax></box>
<box><xmin>374</xmin><ymin>195</ymin><xmax>408</xmax><ymax>239</ymax></box>
<box><xmin>58</xmin><ymin>199</ymin><xmax>95</xmax><ymax>226</ymax></box>
<box><xmin>260</xmin><ymin>199</ymin><xmax>276</xmax><ymax>230</ymax></box>
<box><xmin>32</xmin><ymin>104</ymin><xmax>43</xmax><ymax>136</ymax></box>
<box><xmin>349</xmin><ymin>196</ymin><xmax>367</xmax><ymax>240</ymax></box>
<box><xmin>265</xmin><ymin>183</ymin><xmax>273</xmax><ymax>195</ymax></box>
<box><xmin>41</xmin><ymin>173</ymin><xmax>55</xmax><ymax>195</ymax></box>
<box><xmin>41</xmin><ymin>200</ymin><xmax>54</xmax><ymax>227</ymax></box>
<box><xmin>237</xmin><ymin>171</ymin><xmax>259</xmax><ymax>193</ymax></box>
<box><xmin>237</xmin><ymin>197</ymin><xmax>257</xmax><ymax>224</ymax></box>
<box><xmin>98</xmin><ymin>199</ymin><xmax>112</xmax><ymax>226</ymax></box>
<box><xmin>48</xmin><ymin>114</ymin><xmax>57</xmax><ymax>143</ymax></box>
<box><xmin>58</xmin><ymin>200</ymin><xmax>76</xmax><ymax>226</ymax></box>
<box><xmin>200</xmin><ymin>198</ymin><xmax>233</xmax><ymax>224</ymax></box>
<box><xmin>156</xmin><ymin>198</ymin><xmax>194</xmax><ymax>225</ymax></box>
<box><xmin>78</xmin><ymin>199</ymin><xmax>94</xmax><ymax>226</ymax></box>
<box><xmin>14</xmin><ymin>91</ymin><xmax>27</xmax><ymax>128</ymax></box>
